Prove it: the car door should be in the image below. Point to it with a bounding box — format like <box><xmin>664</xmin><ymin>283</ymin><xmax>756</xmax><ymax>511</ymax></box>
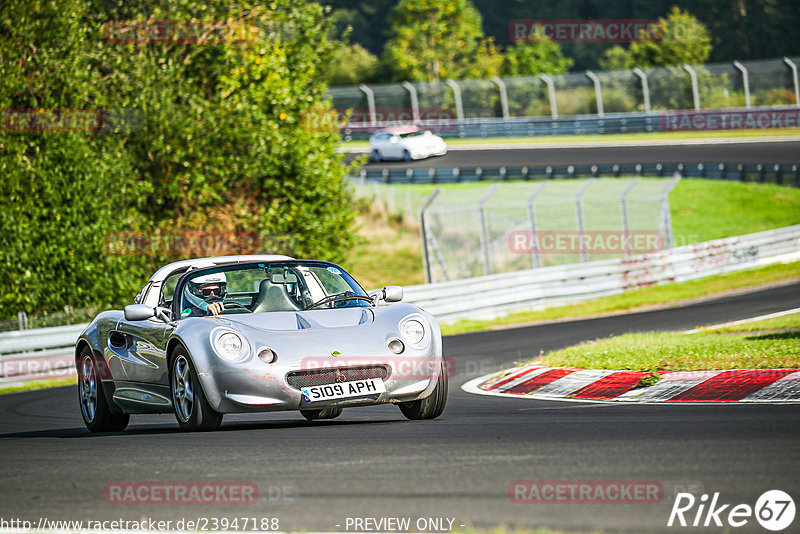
<box><xmin>114</xmin><ymin>317</ymin><xmax>173</xmax><ymax>385</ymax></box>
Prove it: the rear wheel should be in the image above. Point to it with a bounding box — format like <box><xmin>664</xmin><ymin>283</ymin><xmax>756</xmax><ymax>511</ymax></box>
<box><xmin>370</xmin><ymin>149</ymin><xmax>381</xmax><ymax>162</ymax></box>
<box><xmin>300</xmin><ymin>407</ymin><xmax>343</xmax><ymax>421</ymax></box>
<box><xmin>398</xmin><ymin>362</ymin><xmax>448</xmax><ymax>420</ymax></box>
<box><xmin>170</xmin><ymin>349</ymin><xmax>223</xmax><ymax>432</ymax></box>
<box><xmin>78</xmin><ymin>347</ymin><xmax>129</xmax><ymax>432</ymax></box>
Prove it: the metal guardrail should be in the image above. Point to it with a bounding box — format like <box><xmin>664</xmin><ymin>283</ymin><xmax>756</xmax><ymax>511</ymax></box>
<box><xmin>2</xmin><ymin>224</ymin><xmax>798</xmax><ymax>383</ymax></box>
<box><xmin>353</xmin><ymin>162</ymin><xmax>800</xmax><ymax>187</ymax></box>
<box><xmin>402</xmin><ymin>224</ymin><xmax>800</xmax><ymax>322</ymax></box>
<box><xmin>0</xmin><ymin>324</ymin><xmax>85</xmax><ymax>384</ymax></box>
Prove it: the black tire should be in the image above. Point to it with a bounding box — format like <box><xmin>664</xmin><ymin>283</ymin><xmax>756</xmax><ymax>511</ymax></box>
<box><xmin>398</xmin><ymin>361</ymin><xmax>448</xmax><ymax>420</ymax></box>
<box><xmin>370</xmin><ymin>149</ymin><xmax>381</xmax><ymax>162</ymax></box>
<box><xmin>170</xmin><ymin>348</ymin><xmax>223</xmax><ymax>432</ymax></box>
<box><xmin>300</xmin><ymin>407</ymin><xmax>343</xmax><ymax>421</ymax></box>
<box><xmin>402</xmin><ymin>149</ymin><xmax>411</xmax><ymax>161</ymax></box>
<box><xmin>78</xmin><ymin>347</ymin><xmax>129</xmax><ymax>432</ymax></box>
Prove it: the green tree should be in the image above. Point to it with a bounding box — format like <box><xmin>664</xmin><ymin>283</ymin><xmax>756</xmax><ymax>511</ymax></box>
<box><xmin>382</xmin><ymin>0</ymin><xmax>502</xmax><ymax>82</ymax></box>
<box><xmin>501</xmin><ymin>38</ymin><xmax>573</xmax><ymax>76</ymax></box>
<box><xmin>0</xmin><ymin>0</ymin><xmax>359</xmax><ymax>318</ymax></box>
<box><xmin>323</xmin><ymin>43</ymin><xmax>380</xmax><ymax>85</ymax></box>
<box><xmin>601</xmin><ymin>7</ymin><xmax>712</xmax><ymax>70</ymax></box>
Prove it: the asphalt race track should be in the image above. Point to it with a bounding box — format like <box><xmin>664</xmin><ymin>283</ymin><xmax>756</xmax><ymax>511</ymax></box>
<box><xmin>357</xmin><ymin>139</ymin><xmax>800</xmax><ymax>169</ymax></box>
<box><xmin>1</xmin><ymin>282</ymin><xmax>799</xmax><ymax>533</ymax></box>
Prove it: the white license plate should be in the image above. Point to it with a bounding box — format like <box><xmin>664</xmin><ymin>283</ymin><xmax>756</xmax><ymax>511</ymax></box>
<box><xmin>301</xmin><ymin>378</ymin><xmax>386</xmax><ymax>403</ymax></box>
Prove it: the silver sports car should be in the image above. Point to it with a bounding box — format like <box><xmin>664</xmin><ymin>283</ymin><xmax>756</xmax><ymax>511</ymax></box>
<box><xmin>75</xmin><ymin>255</ymin><xmax>447</xmax><ymax>432</ymax></box>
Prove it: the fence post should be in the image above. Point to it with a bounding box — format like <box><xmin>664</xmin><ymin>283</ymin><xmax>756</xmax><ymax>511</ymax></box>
<box><xmin>575</xmin><ymin>179</ymin><xmax>596</xmax><ymax>262</ymax></box>
<box><xmin>620</xmin><ymin>178</ymin><xmax>641</xmax><ymax>256</ymax></box>
<box><xmin>539</xmin><ymin>74</ymin><xmax>558</xmax><ymax>118</ymax></box>
<box><xmin>732</xmin><ymin>61</ymin><xmax>751</xmax><ymax>108</ymax></box>
<box><xmin>682</xmin><ymin>64</ymin><xmax>700</xmax><ymax>110</ymax></box>
<box><xmin>491</xmin><ymin>77</ymin><xmax>510</xmax><ymax>120</ymax></box>
<box><xmin>445</xmin><ymin>79</ymin><xmax>464</xmax><ymax>121</ymax></box>
<box><xmin>782</xmin><ymin>57</ymin><xmax>800</xmax><ymax>107</ymax></box>
<box><xmin>478</xmin><ymin>185</ymin><xmax>499</xmax><ymax>276</ymax></box>
<box><xmin>18</xmin><ymin>311</ymin><xmax>29</xmax><ymax>330</ymax></box>
<box><xmin>633</xmin><ymin>68</ymin><xmax>651</xmax><ymax>113</ymax></box>
<box><xmin>358</xmin><ymin>84</ymin><xmax>377</xmax><ymax>126</ymax></box>
<box><xmin>527</xmin><ymin>182</ymin><xmax>548</xmax><ymax>268</ymax></box>
<box><xmin>661</xmin><ymin>173</ymin><xmax>682</xmax><ymax>250</ymax></box>
<box><xmin>585</xmin><ymin>71</ymin><xmax>604</xmax><ymax>117</ymax></box>
<box><xmin>419</xmin><ymin>189</ymin><xmax>441</xmax><ymax>284</ymax></box>
<box><xmin>401</xmin><ymin>81</ymin><xmax>420</xmax><ymax>124</ymax></box>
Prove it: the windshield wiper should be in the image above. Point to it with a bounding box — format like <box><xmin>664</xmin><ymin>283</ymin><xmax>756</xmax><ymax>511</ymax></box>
<box><xmin>303</xmin><ymin>291</ymin><xmax>373</xmax><ymax>311</ymax></box>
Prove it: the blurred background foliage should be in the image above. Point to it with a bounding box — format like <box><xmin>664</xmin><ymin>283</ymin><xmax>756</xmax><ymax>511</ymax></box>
<box><xmin>0</xmin><ymin>0</ymin><xmax>359</xmax><ymax>317</ymax></box>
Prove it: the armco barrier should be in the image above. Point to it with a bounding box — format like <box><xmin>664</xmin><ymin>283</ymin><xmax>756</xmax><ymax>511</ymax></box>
<box><xmin>401</xmin><ymin>224</ymin><xmax>800</xmax><ymax>322</ymax></box>
<box><xmin>354</xmin><ymin>162</ymin><xmax>800</xmax><ymax>187</ymax></box>
<box><xmin>0</xmin><ymin>324</ymin><xmax>85</xmax><ymax>384</ymax></box>
<box><xmin>2</xmin><ymin>225</ymin><xmax>799</xmax><ymax>384</ymax></box>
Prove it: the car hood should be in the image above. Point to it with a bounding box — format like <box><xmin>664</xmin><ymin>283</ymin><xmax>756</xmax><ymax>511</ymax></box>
<box><xmin>216</xmin><ymin>307</ymin><xmax>375</xmax><ymax>332</ymax></box>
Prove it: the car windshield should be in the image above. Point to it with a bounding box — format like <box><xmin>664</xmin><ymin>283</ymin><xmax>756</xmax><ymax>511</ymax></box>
<box><xmin>399</xmin><ymin>131</ymin><xmax>424</xmax><ymax>138</ymax></box>
<box><xmin>176</xmin><ymin>261</ymin><xmax>370</xmax><ymax>318</ymax></box>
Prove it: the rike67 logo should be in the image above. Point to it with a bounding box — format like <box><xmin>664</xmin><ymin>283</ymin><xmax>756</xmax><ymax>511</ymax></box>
<box><xmin>668</xmin><ymin>490</ymin><xmax>795</xmax><ymax>531</ymax></box>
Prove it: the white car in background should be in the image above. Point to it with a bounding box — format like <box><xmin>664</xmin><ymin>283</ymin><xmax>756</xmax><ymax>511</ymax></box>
<box><xmin>369</xmin><ymin>126</ymin><xmax>447</xmax><ymax>162</ymax></box>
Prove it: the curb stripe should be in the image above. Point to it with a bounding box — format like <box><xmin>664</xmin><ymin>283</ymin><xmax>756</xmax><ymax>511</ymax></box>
<box><xmin>532</xmin><ymin>369</ymin><xmax>616</xmax><ymax>397</ymax></box>
<box><xmin>743</xmin><ymin>371</ymin><xmax>800</xmax><ymax>401</ymax></box>
<box><xmin>670</xmin><ymin>370</ymin><xmax>796</xmax><ymax>402</ymax></box>
<box><xmin>506</xmin><ymin>368</ymin><xmax>575</xmax><ymax>394</ymax></box>
<box><xmin>613</xmin><ymin>371</ymin><xmax>720</xmax><ymax>402</ymax></box>
<box><xmin>485</xmin><ymin>367</ymin><xmax>552</xmax><ymax>392</ymax></box>
<box><xmin>483</xmin><ymin>365</ymin><xmax>542</xmax><ymax>390</ymax></box>
<box><xmin>572</xmin><ymin>371</ymin><xmax>651</xmax><ymax>399</ymax></box>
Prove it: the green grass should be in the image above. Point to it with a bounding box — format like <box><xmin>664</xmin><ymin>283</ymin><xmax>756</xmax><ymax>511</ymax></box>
<box><xmin>377</xmin><ymin>178</ymin><xmax>800</xmax><ymax>250</ymax></box>
<box><xmin>441</xmin><ymin>260</ymin><xmax>800</xmax><ymax>336</ymax></box>
<box><xmin>670</xmin><ymin>180</ymin><xmax>800</xmax><ymax>244</ymax></box>
<box><xmin>715</xmin><ymin>311</ymin><xmax>800</xmax><ymax>333</ymax></box>
<box><xmin>540</xmin><ymin>330</ymin><xmax>800</xmax><ymax>372</ymax></box>
<box><xmin>340</xmin><ymin>128</ymin><xmax>800</xmax><ymax>149</ymax></box>
<box><xmin>535</xmin><ymin>309</ymin><xmax>799</xmax><ymax>372</ymax></box>
<box><xmin>0</xmin><ymin>377</ymin><xmax>76</xmax><ymax>395</ymax></box>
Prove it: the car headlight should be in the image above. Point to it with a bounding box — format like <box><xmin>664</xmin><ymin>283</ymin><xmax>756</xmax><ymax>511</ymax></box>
<box><xmin>400</xmin><ymin>319</ymin><xmax>426</xmax><ymax>347</ymax></box>
<box><xmin>214</xmin><ymin>331</ymin><xmax>248</xmax><ymax>361</ymax></box>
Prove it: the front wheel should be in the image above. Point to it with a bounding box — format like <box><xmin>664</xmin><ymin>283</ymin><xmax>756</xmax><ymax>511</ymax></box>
<box><xmin>78</xmin><ymin>347</ymin><xmax>129</xmax><ymax>432</ymax></box>
<box><xmin>301</xmin><ymin>407</ymin><xmax>343</xmax><ymax>421</ymax></box>
<box><xmin>398</xmin><ymin>362</ymin><xmax>448</xmax><ymax>420</ymax></box>
<box><xmin>402</xmin><ymin>149</ymin><xmax>411</xmax><ymax>161</ymax></box>
<box><xmin>171</xmin><ymin>349</ymin><xmax>223</xmax><ymax>432</ymax></box>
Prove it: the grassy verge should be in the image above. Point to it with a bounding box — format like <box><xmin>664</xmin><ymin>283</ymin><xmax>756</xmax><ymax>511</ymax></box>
<box><xmin>0</xmin><ymin>377</ymin><xmax>77</xmax><ymax>395</ymax></box>
<box><xmin>441</xmin><ymin>261</ymin><xmax>800</xmax><ymax>336</ymax></box>
<box><xmin>539</xmin><ymin>313</ymin><xmax>800</xmax><ymax>372</ymax></box>
<box><xmin>340</xmin><ymin>128</ymin><xmax>800</xmax><ymax>149</ymax></box>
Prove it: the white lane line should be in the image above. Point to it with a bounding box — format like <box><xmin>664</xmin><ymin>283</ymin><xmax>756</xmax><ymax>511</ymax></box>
<box><xmin>683</xmin><ymin>307</ymin><xmax>800</xmax><ymax>334</ymax></box>
<box><xmin>742</xmin><ymin>371</ymin><xmax>800</xmax><ymax>402</ymax></box>
<box><xmin>531</xmin><ymin>369</ymin><xmax>615</xmax><ymax>397</ymax></box>
<box><xmin>614</xmin><ymin>371</ymin><xmax>725</xmax><ymax>402</ymax></box>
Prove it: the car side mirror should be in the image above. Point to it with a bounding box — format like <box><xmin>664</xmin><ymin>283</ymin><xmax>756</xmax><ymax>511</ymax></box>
<box><xmin>124</xmin><ymin>304</ymin><xmax>156</xmax><ymax>321</ymax></box>
<box><xmin>382</xmin><ymin>285</ymin><xmax>403</xmax><ymax>303</ymax></box>
<box><xmin>389</xmin><ymin>137</ymin><xmax>399</xmax><ymax>143</ymax></box>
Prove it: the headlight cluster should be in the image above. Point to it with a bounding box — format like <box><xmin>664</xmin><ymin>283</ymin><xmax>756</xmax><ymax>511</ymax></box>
<box><xmin>213</xmin><ymin>331</ymin><xmax>249</xmax><ymax>361</ymax></box>
<box><xmin>399</xmin><ymin>318</ymin><xmax>427</xmax><ymax>348</ymax></box>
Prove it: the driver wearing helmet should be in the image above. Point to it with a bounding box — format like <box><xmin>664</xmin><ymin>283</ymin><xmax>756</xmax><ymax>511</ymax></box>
<box><xmin>183</xmin><ymin>265</ymin><xmax>228</xmax><ymax>317</ymax></box>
